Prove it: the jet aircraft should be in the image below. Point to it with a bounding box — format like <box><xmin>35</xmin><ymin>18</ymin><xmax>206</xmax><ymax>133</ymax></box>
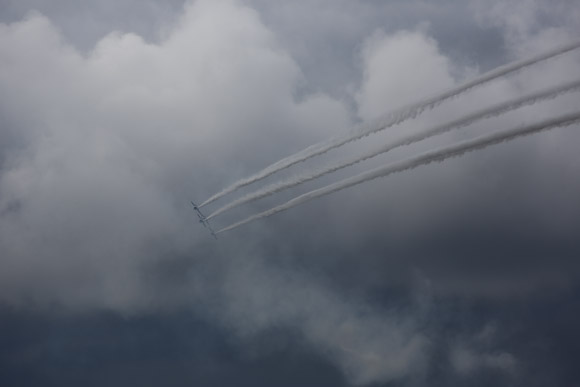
<box><xmin>191</xmin><ymin>201</ymin><xmax>217</xmax><ymax>239</ymax></box>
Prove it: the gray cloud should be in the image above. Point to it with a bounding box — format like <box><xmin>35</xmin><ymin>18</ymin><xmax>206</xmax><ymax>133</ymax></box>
<box><xmin>0</xmin><ymin>0</ymin><xmax>579</xmax><ymax>385</ymax></box>
<box><xmin>0</xmin><ymin>0</ymin><xmax>186</xmax><ymax>49</ymax></box>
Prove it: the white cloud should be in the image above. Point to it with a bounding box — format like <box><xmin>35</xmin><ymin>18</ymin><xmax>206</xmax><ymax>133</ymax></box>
<box><xmin>0</xmin><ymin>1</ymin><xmax>430</xmax><ymax>384</ymax></box>
<box><xmin>356</xmin><ymin>30</ymin><xmax>457</xmax><ymax>121</ymax></box>
<box><xmin>0</xmin><ymin>0</ymin><xmax>350</xmax><ymax>308</ymax></box>
<box><xmin>210</xmin><ymin>256</ymin><xmax>429</xmax><ymax>385</ymax></box>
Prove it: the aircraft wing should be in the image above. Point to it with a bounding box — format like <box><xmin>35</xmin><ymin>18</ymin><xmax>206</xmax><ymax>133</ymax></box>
<box><xmin>191</xmin><ymin>201</ymin><xmax>217</xmax><ymax>238</ymax></box>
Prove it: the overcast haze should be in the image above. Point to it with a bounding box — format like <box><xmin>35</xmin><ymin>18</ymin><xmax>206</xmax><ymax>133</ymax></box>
<box><xmin>0</xmin><ymin>0</ymin><xmax>579</xmax><ymax>386</ymax></box>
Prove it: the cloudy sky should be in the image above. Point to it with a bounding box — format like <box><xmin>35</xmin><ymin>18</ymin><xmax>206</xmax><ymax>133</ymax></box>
<box><xmin>0</xmin><ymin>0</ymin><xmax>579</xmax><ymax>386</ymax></box>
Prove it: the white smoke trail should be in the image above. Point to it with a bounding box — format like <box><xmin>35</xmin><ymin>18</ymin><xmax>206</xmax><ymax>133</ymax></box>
<box><xmin>217</xmin><ymin>110</ymin><xmax>580</xmax><ymax>233</ymax></box>
<box><xmin>207</xmin><ymin>80</ymin><xmax>580</xmax><ymax>220</ymax></box>
<box><xmin>201</xmin><ymin>39</ymin><xmax>580</xmax><ymax>207</ymax></box>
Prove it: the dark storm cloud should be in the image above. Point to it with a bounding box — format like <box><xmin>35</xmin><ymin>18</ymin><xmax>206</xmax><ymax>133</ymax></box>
<box><xmin>3</xmin><ymin>288</ymin><xmax>580</xmax><ymax>387</ymax></box>
<box><xmin>0</xmin><ymin>0</ymin><xmax>579</xmax><ymax>385</ymax></box>
<box><xmin>0</xmin><ymin>306</ymin><xmax>348</xmax><ymax>387</ymax></box>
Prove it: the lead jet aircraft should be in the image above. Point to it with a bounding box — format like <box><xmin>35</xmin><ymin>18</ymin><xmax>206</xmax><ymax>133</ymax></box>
<box><xmin>191</xmin><ymin>201</ymin><xmax>217</xmax><ymax>239</ymax></box>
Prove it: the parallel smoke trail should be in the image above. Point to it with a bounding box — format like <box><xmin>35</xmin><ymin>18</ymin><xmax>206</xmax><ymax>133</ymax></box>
<box><xmin>217</xmin><ymin>110</ymin><xmax>580</xmax><ymax>233</ymax></box>
<box><xmin>207</xmin><ymin>80</ymin><xmax>580</xmax><ymax>220</ymax></box>
<box><xmin>201</xmin><ymin>39</ymin><xmax>580</xmax><ymax>207</ymax></box>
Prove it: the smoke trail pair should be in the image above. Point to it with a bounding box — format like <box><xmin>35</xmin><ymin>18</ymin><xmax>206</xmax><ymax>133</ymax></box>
<box><xmin>201</xmin><ymin>40</ymin><xmax>580</xmax><ymax>208</ymax></box>
<box><xmin>207</xmin><ymin>80</ymin><xmax>580</xmax><ymax>220</ymax></box>
<box><xmin>217</xmin><ymin>110</ymin><xmax>580</xmax><ymax>233</ymax></box>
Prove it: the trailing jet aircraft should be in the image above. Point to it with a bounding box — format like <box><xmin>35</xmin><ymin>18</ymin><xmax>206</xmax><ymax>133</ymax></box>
<box><xmin>191</xmin><ymin>201</ymin><xmax>217</xmax><ymax>239</ymax></box>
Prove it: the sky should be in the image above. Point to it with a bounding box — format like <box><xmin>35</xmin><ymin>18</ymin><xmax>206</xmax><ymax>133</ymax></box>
<box><xmin>0</xmin><ymin>0</ymin><xmax>579</xmax><ymax>386</ymax></box>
